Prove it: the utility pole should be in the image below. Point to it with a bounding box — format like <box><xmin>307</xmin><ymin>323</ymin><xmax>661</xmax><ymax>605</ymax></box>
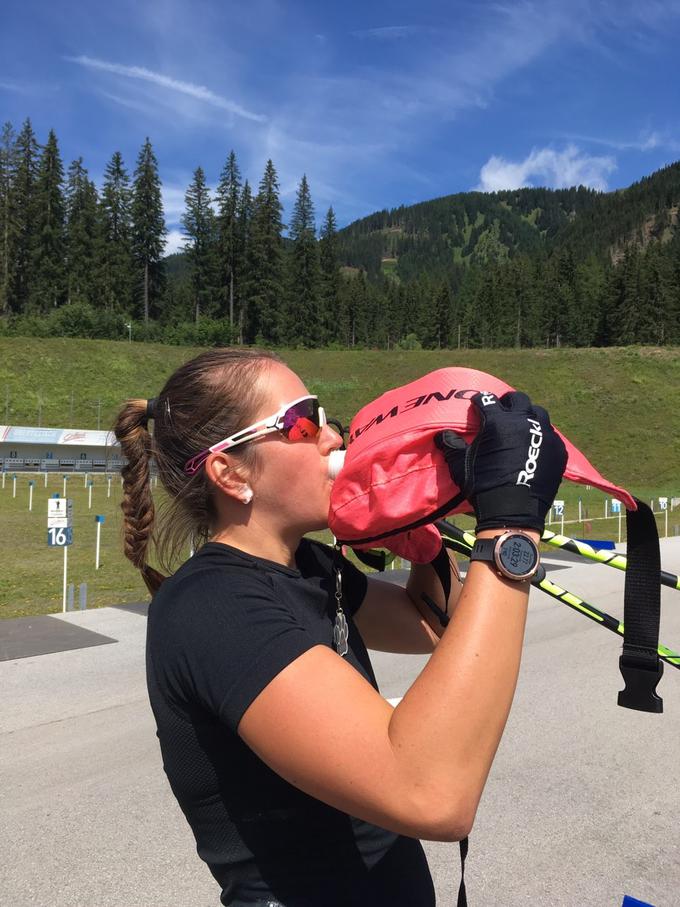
<box><xmin>124</xmin><ymin>322</ymin><xmax>132</xmax><ymax>343</ymax></box>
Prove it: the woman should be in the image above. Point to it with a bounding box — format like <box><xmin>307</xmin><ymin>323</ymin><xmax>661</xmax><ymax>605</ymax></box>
<box><xmin>114</xmin><ymin>348</ymin><xmax>566</xmax><ymax>906</ymax></box>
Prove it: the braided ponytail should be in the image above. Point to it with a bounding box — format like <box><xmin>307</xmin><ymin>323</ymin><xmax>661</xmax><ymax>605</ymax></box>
<box><xmin>113</xmin><ymin>348</ymin><xmax>282</xmax><ymax>597</ymax></box>
<box><xmin>114</xmin><ymin>398</ymin><xmax>166</xmax><ymax>595</ymax></box>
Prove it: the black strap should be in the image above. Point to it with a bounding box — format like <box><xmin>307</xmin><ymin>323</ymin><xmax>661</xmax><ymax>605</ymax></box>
<box><xmin>352</xmin><ymin>548</ymin><xmax>390</xmax><ymax>572</ymax></box>
<box><xmin>420</xmin><ymin>543</ymin><xmax>454</xmax><ymax>628</ymax></box>
<box><xmin>430</xmin><ymin>543</ymin><xmax>452</xmax><ymax>604</ymax></box>
<box><xmin>457</xmin><ymin>836</ymin><xmax>468</xmax><ymax>907</ymax></box>
<box><xmin>420</xmin><ymin>592</ymin><xmax>450</xmax><ymax>628</ymax></box>
<box><xmin>618</xmin><ymin>499</ymin><xmax>664</xmax><ymax>712</ymax></box>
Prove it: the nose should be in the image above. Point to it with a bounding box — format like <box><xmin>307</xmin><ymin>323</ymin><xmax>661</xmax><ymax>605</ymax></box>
<box><xmin>318</xmin><ymin>423</ymin><xmax>344</xmax><ymax>455</ymax></box>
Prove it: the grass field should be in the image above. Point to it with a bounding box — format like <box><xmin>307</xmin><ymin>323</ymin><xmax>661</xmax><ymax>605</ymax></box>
<box><xmin>2</xmin><ymin>338</ymin><xmax>680</xmax><ymax>489</ymax></box>
<box><xmin>2</xmin><ymin>338</ymin><xmax>680</xmax><ymax>618</ymax></box>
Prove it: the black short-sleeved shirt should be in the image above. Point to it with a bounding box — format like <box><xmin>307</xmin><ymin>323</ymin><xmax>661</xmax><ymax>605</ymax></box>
<box><xmin>146</xmin><ymin>538</ymin><xmax>435</xmax><ymax>906</ymax></box>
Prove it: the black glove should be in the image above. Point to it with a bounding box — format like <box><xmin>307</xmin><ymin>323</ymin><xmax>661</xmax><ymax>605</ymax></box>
<box><xmin>435</xmin><ymin>390</ymin><xmax>567</xmax><ymax>534</ymax></box>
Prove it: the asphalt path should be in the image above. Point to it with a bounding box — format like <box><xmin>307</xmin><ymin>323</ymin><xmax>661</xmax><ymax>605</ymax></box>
<box><xmin>1</xmin><ymin>542</ymin><xmax>679</xmax><ymax>907</ymax></box>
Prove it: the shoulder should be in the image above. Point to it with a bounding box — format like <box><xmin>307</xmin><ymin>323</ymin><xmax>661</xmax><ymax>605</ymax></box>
<box><xmin>147</xmin><ymin>552</ymin><xmax>316</xmax><ymax>727</ymax></box>
<box><xmin>148</xmin><ymin>552</ymin><xmax>278</xmax><ymax>637</ymax></box>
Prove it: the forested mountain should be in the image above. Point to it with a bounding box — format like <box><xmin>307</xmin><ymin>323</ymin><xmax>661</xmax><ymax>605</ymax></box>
<box><xmin>333</xmin><ymin>162</ymin><xmax>680</xmax><ymax>348</ymax></box>
<box><xmin>1</xmin><ymin>114</ymin><xmax>679</xmax><ymax>349</ymax></box>
<box><xmin>337</xmin><ymin>165</ymin><xmax>680</xmax><ymax>282</ymax></box>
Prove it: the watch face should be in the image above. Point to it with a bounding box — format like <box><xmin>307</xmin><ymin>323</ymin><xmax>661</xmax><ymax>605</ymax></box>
<box><xmin>497</xmin><ymin>535</ymin><xmax>538</xmax><ymax>577</ymax></box>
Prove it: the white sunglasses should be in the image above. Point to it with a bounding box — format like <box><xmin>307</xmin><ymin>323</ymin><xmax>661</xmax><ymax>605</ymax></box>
<box><xmin>184</xmin><ymin>395</ymin><xmax>326</xmax><ymax>475</ymax></box>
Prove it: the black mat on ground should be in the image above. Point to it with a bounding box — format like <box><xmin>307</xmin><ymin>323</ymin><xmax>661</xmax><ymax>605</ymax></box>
<box><xmin>0</xmin><ymin>615</ymin><xmax>117</xmax><ymax>662</ymax></box>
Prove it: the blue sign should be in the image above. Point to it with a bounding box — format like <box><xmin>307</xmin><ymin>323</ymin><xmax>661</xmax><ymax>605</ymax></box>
<box><xmin>611</xmin><ymin>499</ymin><xmax>621</xmax><ymax>514</ymax></box>
<box><xmin>47</xmin><ymin>527</ymin><xmax>73</xmax><ymax>547</ymax></box>
<box><xmin>95</xmin><ymin>515</ymin><xmax>105</xmax><ymax>524</ymax></box>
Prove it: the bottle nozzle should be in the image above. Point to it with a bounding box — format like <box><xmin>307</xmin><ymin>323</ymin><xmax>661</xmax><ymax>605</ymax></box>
<box><xmin>328</xmin><ymin>449</ymin><xmax>346</xmax><ymax>480</ymax></box>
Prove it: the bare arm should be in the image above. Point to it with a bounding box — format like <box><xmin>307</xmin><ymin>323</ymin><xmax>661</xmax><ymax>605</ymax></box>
<box><xmin>405</xmin><ymin>544</ymin><xmax>462</xmax><ymax>638</ymax></box>
<box><xmin>238</xmin><ymin>528</ymin><xmax>536</xmax><ymax>842</ymax></box>
<box><xmin>353</xmin><ymin>545</ymin><xmax>462</xmax><ymax>653</ymax></box>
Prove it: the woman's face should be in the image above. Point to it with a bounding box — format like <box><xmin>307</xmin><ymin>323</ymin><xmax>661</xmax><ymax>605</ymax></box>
<box><xmin>245</xmin><ymin>362</ymin><xmax>344</xmax><ymax>533</ymax></box>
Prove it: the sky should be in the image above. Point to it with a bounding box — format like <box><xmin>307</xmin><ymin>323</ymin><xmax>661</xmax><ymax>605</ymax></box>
<box><xmin>2</xmin><ymin>0</ymin><xmax>680</xmax><ymax>254</ymax></box>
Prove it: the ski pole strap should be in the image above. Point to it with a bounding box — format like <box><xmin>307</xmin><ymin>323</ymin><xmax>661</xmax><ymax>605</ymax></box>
<box><xmin>457</xmin><ymin>835</ymin><xmax>469</xmax><ymax>907</ymax></box>
<box><xmin>352</xmin><ymin>548</ymin><xmax>392</xmax><ymax>572</ymax></box>
<box><xmin>430</xmin><ymin>543</ymin><xmax>452</xmax><ymax>605</ymax></box>
<box><xmin>419</xmin><ymin>543</ymin><xmax>454</xmax><ymax>628</ymax></box>
<box><xmin>618</xmin><ymin>500</ymin><xmax>664</xmax><ymax>713</ymax></box>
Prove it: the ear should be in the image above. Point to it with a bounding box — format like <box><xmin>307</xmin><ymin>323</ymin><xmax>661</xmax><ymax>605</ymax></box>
<box><xmin>204</xmin><ymin>451</ymin><xmax>252</xmax><ymax>503</ymax></box>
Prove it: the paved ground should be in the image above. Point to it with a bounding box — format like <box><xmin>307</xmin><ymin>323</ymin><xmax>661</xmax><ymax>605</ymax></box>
<box><xmin>1</xmin><ymin>544</ymin><xmax>679</xmax><ymax>907</ymax></box>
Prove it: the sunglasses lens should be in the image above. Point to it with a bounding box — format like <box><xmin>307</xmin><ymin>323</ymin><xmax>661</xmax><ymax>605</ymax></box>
<box><xmin>282</xmin><ymin>399</ymin><xmax>320</xmax><ymax>441</ymax></box>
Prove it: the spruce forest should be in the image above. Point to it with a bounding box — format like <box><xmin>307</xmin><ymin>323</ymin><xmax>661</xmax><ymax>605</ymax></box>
<box><xmin>1</xmin><ymin>117</ymin><xmax>680</xmax><ymax>350</ymax></box>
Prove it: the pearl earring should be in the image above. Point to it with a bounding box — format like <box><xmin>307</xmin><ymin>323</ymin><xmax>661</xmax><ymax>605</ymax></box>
<box><xmin>241</xmin><ymin>488</ymin><xmax>253</xmax><ymax>504</ymax></box>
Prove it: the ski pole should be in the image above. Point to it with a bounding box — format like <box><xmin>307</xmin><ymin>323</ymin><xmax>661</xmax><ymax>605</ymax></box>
<box><xmin>436</xmin><ymin>522</ymin><xmax>680</xmax><ymax>671</ymax></box>
<box><xmin>540</xmin><ymin>528</ymin><xmax>680</xmax><ymax>592</ymax></box>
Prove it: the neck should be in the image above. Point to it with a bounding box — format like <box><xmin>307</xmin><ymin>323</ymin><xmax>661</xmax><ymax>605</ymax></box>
<box><xmin>211</xmin><ymin>516</ymin><xmax>302</xmax><ymax>569</ymax></box>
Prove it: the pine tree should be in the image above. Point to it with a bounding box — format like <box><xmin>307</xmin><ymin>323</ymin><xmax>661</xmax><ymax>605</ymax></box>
<box><xmin>573</xmin><ymin>256</ymin><xmax>604</xmax><ymax>346</ymax></box>
<box><xmin>236</xmin><ymin>179</ymin><xmax>254</xmax><ymax>343</ymax></box>
<box><xmin>131</xmin><ymin>138</ymin><xmax>166</xmax><ymax>323</ymax></box>
<box><xmin>100</xmin><ymin>151</ymin><xmax>133</xmax><ymax>312</ymax></box>
<box><xmin>613</xmin><ymin>245</ymin><xmax>641</xmax><ymax>345</ymax></box>
<box><xmin>248</xmin><ymin>160</ymin><xmax>284</xmax><ymax>342</ymax></box>
<box><xmin>181</xmin><ymin>166</ymin><xmax>218</xmax><ymax>322</ymax></box>
<box><xmin>8</xmin><ymin>118</ymin><xmax>39</xmax><ymax>313</ymax></box>
<box><xmin>284</xmin><ymin>174</ymin><xmax>320</xmax><ymax>346</ymax></box>
<box><xmin>65</xmin><ymin>158</ymin><xmax>99</xmax><ymax>305</ymax></box>
<box><xmin>215</xmin><ymin>150</ymin><xmax>241</xmax><ymax>326</ymax></box>
<box><xmin>433</xmin><ymin>281</ymin><xmax>454</xmax><ymax>348</ymax></box>
<box><xmin>0</xmin><ymin>122</ymin><xmax>18</xmax><ymax>315</ymax></box>
<box><xmin>31</xmin><ymin>129</ymin><xmax>66</xmax><ymax>312</ymax></box>
<box><xmin>319</xmin><ymin>206</ymin><xmax>340</xmax><ymax>345</ymax></box>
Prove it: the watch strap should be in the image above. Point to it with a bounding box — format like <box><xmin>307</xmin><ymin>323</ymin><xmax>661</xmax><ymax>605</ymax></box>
<box><xmin>470</xmin><ymin>537</ymin><xmax>498</xmax><ymax>564</ymax></box>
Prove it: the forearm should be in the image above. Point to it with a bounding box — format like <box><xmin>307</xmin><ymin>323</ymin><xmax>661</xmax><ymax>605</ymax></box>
<box><xmin>405</xmin><ymin>547</ymin><xmax>462</xmax><ymax>639</ymax></box>
<box><xmin>388</xmin><ymin>529</ymin><xmax>538</xmax><ymax>831</ymax></box>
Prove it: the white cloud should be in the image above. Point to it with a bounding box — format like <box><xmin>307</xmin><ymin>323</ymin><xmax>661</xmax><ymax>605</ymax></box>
<box><xmin>563</xmin><ymin>129</ymin><xmax>680</xmax><ymax>154</ymax></box>
<box><xmin>476</xmin><ymin>145</ymin><xmax>617</xmax><ymax>192</ymax></box>
<box><xmin>97</xmin><ymin>90</ymin><xmax>158</xmax><ymax>117</ymax></box>
<box><xmin>164</xmin><ymin>229</ymin><xmax>185</xmax><ymax>256</ymax></box>
<box><xmin>67</xmin><ymin>55</ymin><xmax>266</xmax><ymax>123</ymax></box>
<box><xmin>162</xmin><ymin>185</ymin><xmax>188</xmax><ymax>222</ymax></box>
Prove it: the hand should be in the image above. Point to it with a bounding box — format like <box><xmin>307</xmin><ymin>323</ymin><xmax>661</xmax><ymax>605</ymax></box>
<box><xmin>435</xmin><ymin>390</ymin><xmax>567</xmax><ymax>534</ymax></box>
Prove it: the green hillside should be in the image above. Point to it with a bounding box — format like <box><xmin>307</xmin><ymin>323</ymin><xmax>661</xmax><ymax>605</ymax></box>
<box><xmin>1</xmin><ymin>337</ymin><xmax>679</xmax><ymax>490</ymax></box>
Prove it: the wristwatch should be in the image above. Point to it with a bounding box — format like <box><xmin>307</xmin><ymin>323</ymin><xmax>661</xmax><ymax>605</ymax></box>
<box><xmin>470</xmin><ymin>531</ymin><xmax>540</xmax><ymax>582</ymax></box>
